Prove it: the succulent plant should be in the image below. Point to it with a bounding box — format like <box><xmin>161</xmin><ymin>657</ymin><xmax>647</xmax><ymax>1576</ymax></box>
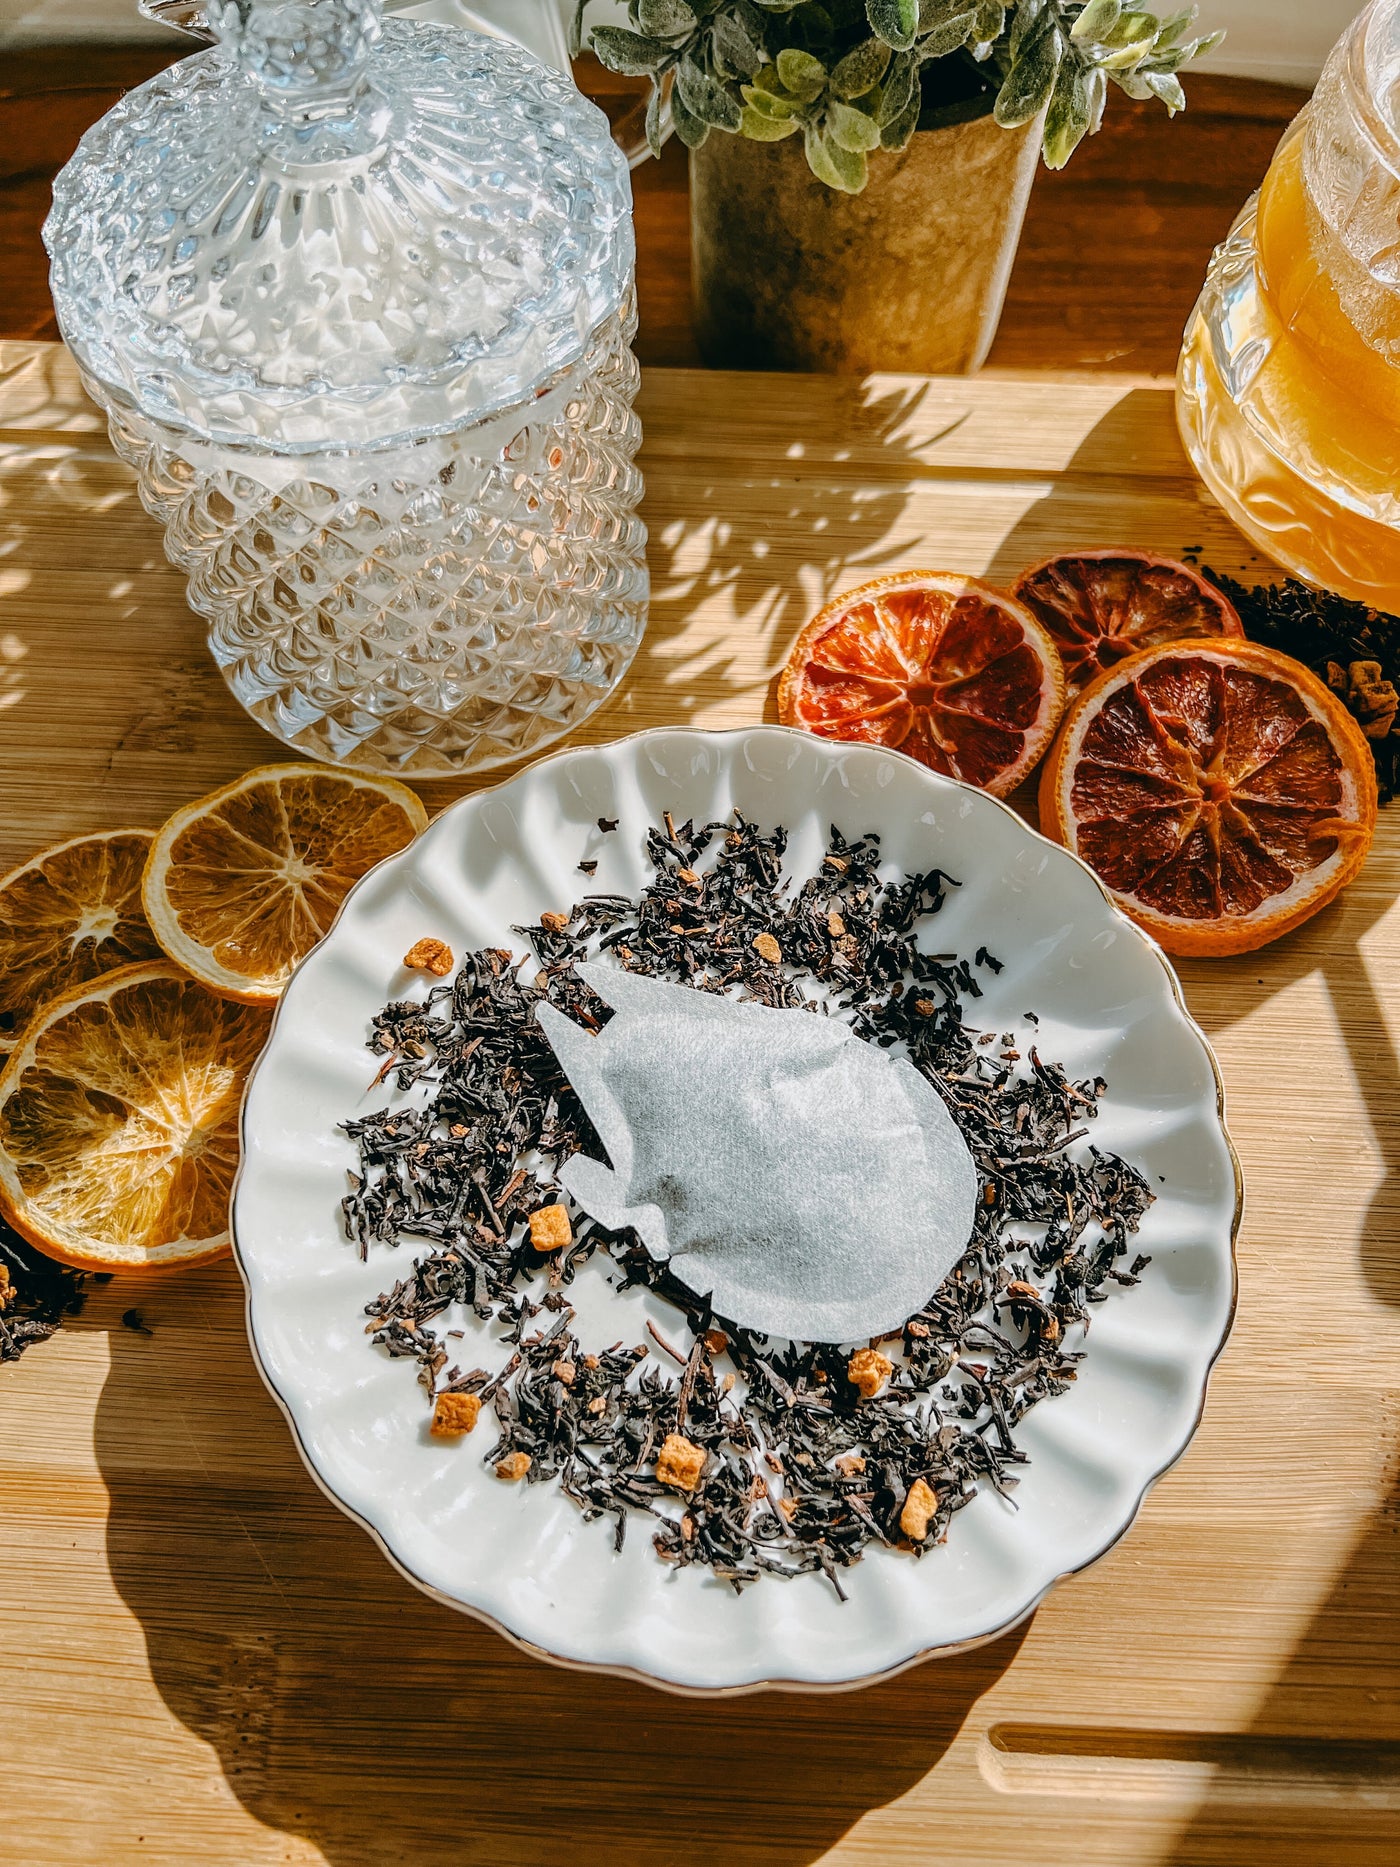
<box><xmin>575</xmin><ymin>0</ymin><xmax>1223</xmax><ymax>190</ymax></box>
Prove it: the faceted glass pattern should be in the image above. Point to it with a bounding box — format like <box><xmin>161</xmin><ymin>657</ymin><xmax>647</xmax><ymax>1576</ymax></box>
<box><xmin>96</xmin><ymin>304</ymin><xmax>647</xmax><ymax>775</ymax></box>
<box><xmin>47</xmin><ymin>6</ymin><xmax>646</xmax><ymax>772</ymax></box>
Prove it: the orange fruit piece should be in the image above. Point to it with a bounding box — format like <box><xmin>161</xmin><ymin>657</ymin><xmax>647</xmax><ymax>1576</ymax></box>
<box><xmin>143</xmin><ymin>764</ymin><xmax>428</xmax><ymax>1002</ymax></box>
<box><xmin>778</xmin><ymin>571</ymin><xmax>1066</xmax><ymax>797</ymax></box>
<box><xmin>1014</xmin><ymin>550</ymin><xmax>1244</xmax><ymax>695</ymax></box>
<box><xmin>0</xmin><ymin>829</ymin><xmax>162</xmax><ymax>1049</ymax></box>
<box><xmin>0</xmin><ymin>962</ymin><xmax>272</xmax><ymax>1271</ymax></box>
<box><xmin>1039</xmin><ymin>640</ymin><xmax>1377</xmax><ymax>956</ymax></box>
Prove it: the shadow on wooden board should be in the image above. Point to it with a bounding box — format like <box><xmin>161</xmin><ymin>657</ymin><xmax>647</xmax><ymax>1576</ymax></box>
<box><xmin>92</xmin><ymin>1275</ymin><xmax>1025</xmax><ymax>1867</ymax></box>
<box><xmin>987</xmin><ymin>391</ymin><xmax>1400</xmax><ymax>1866</ymax></box>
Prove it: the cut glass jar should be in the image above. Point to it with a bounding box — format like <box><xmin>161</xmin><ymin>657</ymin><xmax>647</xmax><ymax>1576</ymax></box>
<box><xmin>45</xmin><ymin>0</ymin><xmax>649</xmax><ymax>775</ymax></box>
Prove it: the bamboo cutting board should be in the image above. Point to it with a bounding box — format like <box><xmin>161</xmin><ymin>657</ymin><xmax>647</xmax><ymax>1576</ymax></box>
<box><xmin>1</xmin><ymin>340</ymin><xmax>1397</xmax><ymax>1867</ymax></box>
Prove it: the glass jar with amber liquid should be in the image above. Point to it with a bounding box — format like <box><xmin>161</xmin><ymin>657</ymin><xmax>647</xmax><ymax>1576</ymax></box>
<box><xmin>1178</xmin><ymin>0</ymin><xmax>1400</xmax><ymax>611</ymax></box>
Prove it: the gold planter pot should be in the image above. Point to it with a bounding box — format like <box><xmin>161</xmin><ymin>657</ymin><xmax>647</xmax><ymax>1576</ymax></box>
<box><xmin>690</xmin><ymin>103</ymin><xmax>1041</xmax><ymax>375</ymax></box>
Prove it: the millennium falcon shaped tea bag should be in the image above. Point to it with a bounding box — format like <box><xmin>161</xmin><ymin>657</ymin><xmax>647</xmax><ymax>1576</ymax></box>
<box><xmin>536</xmin><ymin>962</ymin><xmax>978</xmax><ymax>1342</ymax></box>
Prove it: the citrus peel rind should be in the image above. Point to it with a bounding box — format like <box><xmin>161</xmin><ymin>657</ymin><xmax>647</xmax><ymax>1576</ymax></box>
<box><xmin>1014</xmin><ymin>550</ymin><xmax>1245</xmax><ymax>696</ymax></box>
<box><xmin>0</xmin><ymin>961</ymin><xmax>272</xmax><ymax>1271</ymax></box>
<box><xmin>778</xmin><ymin>571</ymin><xmax>1066</xmax><ymax>798</ymax></box>
<box><xmin>0</xmin><ymin>827</ymin><xmax>161</xmax><ymax>1050</ymax></box>
<box><xmin>142</xmin><ymin>763</ymin><xmax>428</xmax><ymax>1003</ymax></box>
<box><xmin>1039</xmin><ymin>640</ymin><xmax>1378</xmax><ymax>956</ymax></box>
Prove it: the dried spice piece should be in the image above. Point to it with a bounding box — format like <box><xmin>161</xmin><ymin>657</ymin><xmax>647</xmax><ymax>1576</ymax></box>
<box><xmin>496</xmin><ymin>1451</ymin><xmax>532</xmax><ymax>1481</ymax></box>
<box><xmin>431</xmin><ymin>1391</ymin><xmax>481</xmax><ymax>1436</ymax></box>
<box><xmin>900</xmin><ymin>1477</ymin><xmax>939</xmax><ymax>1541</ymax></box>
<box><xmin>656</xmin><ymin>1433</ymin><xmax>707</xmax><ymax>1492</ymax></box>
<box><xmin>404</xmin><ymin>937</ymin><xmax>454</xmax><ymax>977</ymax></box>
<box><xmin>847</xmin><ymin>1347</ymin><xmax>894</xmax><ymax>1398</ymax></box>
<box><xmin>342</xmin><ymin>812</ymin><xmax>1154</xmax><ymax>1594</ymax></box>
<box><xmin>752</xmin><ymin>932</ymin><xmax>782</xmax><ymax>965</ymax></box>
<box><xmin>0</xmin><ymin>1219</ymin><xmax>88</xmax><ymax>1363</ymax></box>
<box><xmin>1329</xmin><ymin>659</ymin><xmax>1399</xmax><ymax>740</ymax></box>
<box><xmin>528</xmin><ymin>1205</ymin><xmax>573</xmax><ymax>1254</ymax></box>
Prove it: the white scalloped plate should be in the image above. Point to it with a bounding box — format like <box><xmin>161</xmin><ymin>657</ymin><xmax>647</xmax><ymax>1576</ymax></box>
<box><xmin>232</xmin><ymin>727</ymin><xmax>1240</xmax><ymax>1694</ymax></box>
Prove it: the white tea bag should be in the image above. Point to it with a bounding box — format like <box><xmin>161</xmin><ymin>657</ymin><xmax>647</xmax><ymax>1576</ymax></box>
<box><xmin>536</xmin><ymin>962</ymin><xmax>978</xmax><ymax>1342</ymax></box>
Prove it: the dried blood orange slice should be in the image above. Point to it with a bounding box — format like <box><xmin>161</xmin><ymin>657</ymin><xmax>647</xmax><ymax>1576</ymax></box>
<box><xmin>778</xmin><ymin>572</ymin><xmax>1066</xmax><ymax>797</ymax></box>
<box><xmin>1040</xmin><ymin>640</ymin><xmax>1377</xmax><ymax>956</ymax></box>
<box><xmin>1014</xmin><ymin>550</ymin><xmax>1244</xmax><ymax>695</ymax></box>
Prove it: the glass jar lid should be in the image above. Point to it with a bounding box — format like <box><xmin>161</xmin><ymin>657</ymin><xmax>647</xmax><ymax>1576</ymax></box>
<box><xmin>45</xmin><ymin>0</ymin><xmax>634</xmax><ymax>450</ymax></box>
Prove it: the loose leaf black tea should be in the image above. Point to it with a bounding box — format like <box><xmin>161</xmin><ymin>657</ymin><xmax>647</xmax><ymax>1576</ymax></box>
<box><xmin>0</xmin><ymin>1216</ymin><xmax>88</xmax><ymax>1363</ymax></box>
<box><xmin>342</xmin><ymin>815</ymin><xmax>1154</xmax><ymax>1594</ymax></box>
<box><xmin>1206</xmin><ymin>569</ymin><xmax>1400</xmax><ymax>801</ymax></box>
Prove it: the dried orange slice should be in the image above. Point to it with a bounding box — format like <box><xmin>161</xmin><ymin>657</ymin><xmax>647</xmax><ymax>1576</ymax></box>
<box><xmin>0</xmin><ymin>962</ymin><xmax>272</xmax><ymax>1271</ymax></box>
<box><xmin>143</xmin><ymin>764</ymin><xmax>427</xmax><ymax>1002</ymax></box>
<box><xmin>778</xmin><ymin>572</ymin><xmax>1066</xmax><ymax>797</ymax></box>
<box><xmin>0</xmin><ymin>829</ymin><xmax>162</xmax><ymax>1049</ymax></box>
<box><xmin>1039</xmin><ymin>640</ymin><xmax>1377</xmax><ymax>956</ymax></box>
<box><xmin>1014</xmin><ymin>550</ymin><xmax>1244</xmax><ymax>695</ymax></box>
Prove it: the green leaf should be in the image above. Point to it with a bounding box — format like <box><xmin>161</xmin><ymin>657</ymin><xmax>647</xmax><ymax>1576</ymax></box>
<box><xmin>973</xmin><ymin>0</ymin><xmax>1004</xmax><ymax>43</ymax></box>
<box><xmin>590</xmin><ymin>25</ymin><xmax>674</xmax><ymax>75</ymax></box>
<box><xmin>739</xmin><ymin>103</ymin><xmax>802</xmax><ymax>137</ymax></box>
<box><xmin>1007</xmin><ymin>0</ymin><xmax>1045</xmax><ymax>60</ymax></box>
<box><xmin>646</xmin><ymin>80</ymin><xmax>667</xmax><ymax>157</ymax></box>
<box><xmin>875</xmin><ymin>47</ymin><xmax>917</xmax><ymax>123</ymax></box>
<box><xmin>1153</xmin><ymin>7</ymin><xmax>1196</xmax><ymax>47</ymax></box>
<box><xmin>804</xmin><ymin>120</ymin><xmax>869</xmax><ymax>189</ymax></box>
<box><xmin>917</xmin><ymin>6</ymin><xmax>976</xmax><ymax>57</ymax></box>
<box><xmin>670</xmin><ymin>84</ymin><xmax>712</xmax><ymax>147</ymax></box>
<box><xmin>676</xmin><ymin>54</ymin><xmax>744</xmax><ymax>128</ymax></box>
<box><xmin>1042</xmin><ymin>60</ymin><xmax>1092</xmax><ymax>168</ymax></box>
<box><xmin>1086</xmin><ymin>62</ymin><xmax>1108</xmax><ymax>133</ymax></box>
<box><xmin>994</xmin><ymin>18</ymin><xmax>1061</xmax><ymax>125</ymax></box>
<box><xmin>880</xmin><ymin>95</ymin><xmax>920</xmax><ymax>148</ymax></box>
<box><xmin>827</xmin><ymin>97</ymin><xmax>883</xmax><ymax>149</ymax></box>
<box><xmin>920</xmin><ymin>0</ymin><xmax>970</xmax><ymax>25</ymax></box>
<box><xmin>1097</xmin><ymin>34</ymin><xmax>1156</xmax><ymax>68</ymax></box>
<box><xmin>1070</xmin><ymin>0</ymin><xmax>1120</xmax><ymax>39</ymax></box>
<box><xmin>636</xmin><ymin>0</ymin><xmax>696</xmax><ymax>35</ymax></box>
<box><xmin>1111</xmin><ymin>66</ymin><xmax>1154</xmax><ymax>98</ymax></box>
<box><xmin>1143</xmin><ymin>66</ymin><xmax>1186</xmax><ymax>110</ymax></box>
<box><xmin>831</xmin><ymin>35</ymin><xmax>891</xmax><ymax>98</ymax></box>
<box><xmin>742</xmin><ymin>81</ymin><xmax>804</xmax><ymax>116</ymax></box>
<box><xmin>1100</xmin><ymin>8</ymin><xmax>1157</xmax><ymax>45</ymax></box>
<box><xmin>866</xmin><ymin>0</ymin><xmax>919</xmax><ymax>52</ymax></box>
<box><xmin>776</xmin><ymin>47</ymin><xmax>828</xmax><ymax>99</ymax></box>
<box><xmin>711</xmin><ymin>10</ymin><xmax>764</xmax><ymax>77</ymax></box>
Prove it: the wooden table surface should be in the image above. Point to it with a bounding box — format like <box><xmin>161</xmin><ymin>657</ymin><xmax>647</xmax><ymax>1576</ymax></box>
<box><xmin>1</xmin><ymin>338</ymin><xmax>1397</xmax><ymax>1866</ymax></box>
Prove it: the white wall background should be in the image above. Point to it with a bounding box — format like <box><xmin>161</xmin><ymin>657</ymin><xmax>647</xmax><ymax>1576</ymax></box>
<box><xmin>0</xmin><ymin>0</ymin><xmax>1366</xmax><ymax>86</ymax></box>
